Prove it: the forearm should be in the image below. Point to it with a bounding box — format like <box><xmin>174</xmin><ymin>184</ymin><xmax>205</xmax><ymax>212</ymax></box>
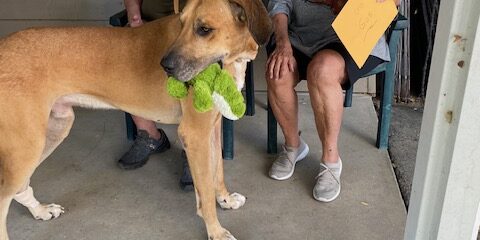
<box><xmin>124</xmin><ymin>0</ymin><xmax>143</xmax><ymax>26</ymax></box>
<box><xmin>124</xmin><ymin>0</ymin><xmax>143</xmax><ymax>14</ymax></box>
<box><xmin>271</xmin><ymin>14</ymin><xmax>291</xmax><ymax>46</ymax></box>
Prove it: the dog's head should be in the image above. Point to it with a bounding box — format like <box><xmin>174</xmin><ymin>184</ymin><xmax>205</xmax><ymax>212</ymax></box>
<box><xmin>161</xmin><ymin>0</ymin><xmax>273</xmax><ymax>82</ymax></box>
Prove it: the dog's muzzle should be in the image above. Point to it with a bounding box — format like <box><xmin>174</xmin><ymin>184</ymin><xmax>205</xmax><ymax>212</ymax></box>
<box><xmin>161</xmin><ymin>51</ymin><xmax>226</xmax><ymax>82</ymax></box>
<box><xmin>161</xmin><ymin>51</ymin><xmax>196</xmax><ymax>82</ymax></box>
<box><xmin>160</xmin><ymin>54</ymin><xmax>176</xmax><ymax>77</ymax></box>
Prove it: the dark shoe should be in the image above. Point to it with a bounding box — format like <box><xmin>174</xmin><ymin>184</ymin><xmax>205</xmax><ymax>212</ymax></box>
<box><xmin>118</xmin><ymin>129</ymin><xmax>170</xmax><ymax>170</ymax></box>
<box><xmin>179</xmin><ymin>150</ymin><xmax>194</xmax><ymax>191</ymax></box>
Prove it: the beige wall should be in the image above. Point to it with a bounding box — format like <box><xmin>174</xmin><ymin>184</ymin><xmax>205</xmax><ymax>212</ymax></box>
<box><xmin>0</xmin><ymin>0</ymin><xmax>124</xmax><ymax>37</ymax></box>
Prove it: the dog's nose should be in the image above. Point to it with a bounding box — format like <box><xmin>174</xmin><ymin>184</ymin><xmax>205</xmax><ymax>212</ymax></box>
<box><xmin>161</xmin><ymin>55</ymin><xmax>175</xmax><ymax>76</ymax></box>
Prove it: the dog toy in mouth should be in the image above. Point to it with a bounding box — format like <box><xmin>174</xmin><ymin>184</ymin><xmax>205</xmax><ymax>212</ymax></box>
<box><xmin>166</xmin><ymin>63</ymin><xmax>246</xmax><ymax>120</ymax></box>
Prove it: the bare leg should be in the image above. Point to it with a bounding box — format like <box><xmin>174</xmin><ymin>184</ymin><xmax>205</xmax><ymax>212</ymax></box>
<box><xmin>266</xmin><ymin>59</ymin><xmax>301</xmax><ymax>148</ymax></box>
<box><xmin>306</xmin><ymin>49</ymin><xmax>347</xmax><ymax>202</ymax></box>
<box><xmin>306</xmin><ymin>49</ymin><xmax>347</xmax><ymax>164</ymax></box>
<box><xmin>131</xmin><ymin>115</ymin><xmax>161</xmax><ymax>139</ymax></box>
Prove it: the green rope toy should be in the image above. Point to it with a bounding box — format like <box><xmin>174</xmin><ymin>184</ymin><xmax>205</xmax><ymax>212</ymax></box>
<box><xmin>167</xmin><ymin>63</ymin><xmax>246</xmax><ymax>120</ymax></box>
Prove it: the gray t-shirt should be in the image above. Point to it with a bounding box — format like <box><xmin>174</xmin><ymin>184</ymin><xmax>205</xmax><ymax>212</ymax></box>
<box><xmin>268</xmin><ymin>0</ymin><xmax>390</xmax><ymax>61</ymax></box>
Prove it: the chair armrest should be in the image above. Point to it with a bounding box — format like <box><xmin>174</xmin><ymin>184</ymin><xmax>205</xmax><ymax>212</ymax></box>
<box><xmin>109</xmin><ymin>10</ymin><xmax>128</xmax><ymax>27</ymax></box>
<box><xmin>386</xmin><ymin>13</ymin><xmax>408</xmax><ymax>52</ymax></box>
<box><xmin>393</xmin><ymin>14</ymin><xmax>409</xmax><ymax>31</ymax></box>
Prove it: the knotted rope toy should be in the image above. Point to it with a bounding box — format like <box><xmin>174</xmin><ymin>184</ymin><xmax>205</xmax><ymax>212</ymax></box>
<box><xmin>167</xmin><ymin>63</ymin><xmax>246</xmax><ymax>120</ymax></box>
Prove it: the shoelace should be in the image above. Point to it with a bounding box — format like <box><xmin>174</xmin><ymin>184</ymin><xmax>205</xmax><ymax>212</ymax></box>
<box><xmin>276</xmin><ymin>145</ymin><xmax>296</xmax><ymax>167</ymax></box>
<box><xmin>316</xmin><ymin>164</ymin><xmax>340</xmax><ymax>185</ymax></box>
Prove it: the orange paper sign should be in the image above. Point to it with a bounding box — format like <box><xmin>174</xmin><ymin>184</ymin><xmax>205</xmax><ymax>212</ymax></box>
<box><xmin>332</xmin><ymin>0</ymin><xmax>398</xmax><ymax>68</ymax></box>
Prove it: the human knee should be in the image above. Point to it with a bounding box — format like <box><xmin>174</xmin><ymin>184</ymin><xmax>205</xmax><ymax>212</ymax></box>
<box><xmin>266</xmin><ymin>73</ymin><xmax>297</xmax><ymax>95</ymax></box>
<box><xmin>307</xmin><ymin>51</ymin><xmax>345</xmax><ymax>88</ymax></box>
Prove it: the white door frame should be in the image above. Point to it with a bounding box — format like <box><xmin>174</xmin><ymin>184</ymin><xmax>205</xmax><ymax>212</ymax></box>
<box><xmin>404</xmin><ymin>0</ymin><xmax>480</xmax><ymax>239</ymax></box>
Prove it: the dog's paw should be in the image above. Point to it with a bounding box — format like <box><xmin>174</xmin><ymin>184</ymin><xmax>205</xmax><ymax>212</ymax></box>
<box><xmin>217</xmin><ymin>192</ymin><xmax>246</xmax><ymax>210</ymax></box>
<box><xmin>30</xmin><ymin>203</ymin><xmax>65</xmax><ymax>221</ymax></box>
<box><xmin>208</xmin><ymin>228</ymin><xmax>237</xmax><ymax>240</ymax></box>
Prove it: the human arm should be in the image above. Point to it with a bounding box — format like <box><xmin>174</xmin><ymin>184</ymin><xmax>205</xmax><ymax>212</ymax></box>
<box><xmin>266</xmin><ymin>13</ymin><xmax>295</xmax><ymax>80</ymax></box>
<box><xmin>265</xmin><ymin>0</ymin><xmax>295</xmax><ymax>80</ymax></box>
<box><xmin>377</xmin><ymin>0</ymin><xmax>401</xmax><ymax>6</ymax></box>
<box><xmin>330</xmin><ymin>0</ymin><xmax>400</xmax><ymax>14</ymax></box>
<box><xmin>124</xmin><ymin>0</ymin><xmax>143</xmax><ymax>27</ymax></box>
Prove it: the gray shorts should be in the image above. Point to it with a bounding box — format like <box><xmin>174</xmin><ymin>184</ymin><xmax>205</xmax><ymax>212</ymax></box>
<box><xmin>267</xmin><ymin>40</ymin><xmax>384</xmax><ymax>90</ymax></box>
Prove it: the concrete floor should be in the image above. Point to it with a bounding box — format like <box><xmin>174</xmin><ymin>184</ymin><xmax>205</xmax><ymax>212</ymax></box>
<box><xmin>6</xmin><ymin>94</ymin><xmax>406</xmax><ymax>240</ymax></box>
<box><xmin>388</xmin><ymin>104</ymin><xmax>423</xmax><ymax>208</ymax></box>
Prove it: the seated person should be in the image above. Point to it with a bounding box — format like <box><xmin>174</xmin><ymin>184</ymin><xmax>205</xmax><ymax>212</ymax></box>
<box><xmin>118</xmin><ymin>0</ymin><xmax>192</xmax><ymax>189</ymax></box>
<box><xmin>266</xmin><ymin>0</ymin><xmax>400</xmax><ymax>202</ymax></box>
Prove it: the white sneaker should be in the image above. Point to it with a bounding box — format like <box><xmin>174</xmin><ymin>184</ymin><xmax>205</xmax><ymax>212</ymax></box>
<box><xmin>313</xmin><ymin>159</ymin><xmax>342</xmax><ymax>202</ymax></box>
<box><xmin>269</xmin><ymin>138</ymin><xmax>309</xmax><ymax>180</ymax></box>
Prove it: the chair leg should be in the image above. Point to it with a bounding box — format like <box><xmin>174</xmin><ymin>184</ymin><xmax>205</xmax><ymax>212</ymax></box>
<box><xmin>245</xmin><ymin>61</ymin><xmax>255</xmax><ymax>116</ymax></box>
<box><xmin>376</xmin><ymin>71</ymin><xmax>393</xmax><ymax>149</ymax></box>
<box><xmin>344</xmin><ymin>85</ymin><xmax>354</xmax><ymax>108</ymax></box>
<box><xmin>267</xmin><ymin>101</ymin><xmax>278</xmax><ymax>154</ymax></box>
<box><xmin>125</xmin><ymin>113</ymin><xmax>137</xmax><ymax>141</ymax></box>
<box><xmin>376</xmin><ymin>26</ymin><xmax>403</xmax><ymax>149</ymax></box>
<box><xmin>219</xmin><ymin>62</ymin><xmax>253</xmax><ymax>160</ymax></box>
<box><xmin>222</xmin><ymin>117</ymin><xmax>234</xmax><ymax>160</ymax></box>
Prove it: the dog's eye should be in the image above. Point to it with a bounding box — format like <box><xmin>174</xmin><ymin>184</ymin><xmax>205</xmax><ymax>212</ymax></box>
<box><xmin>196</xmin><ymin>26</ymin><xmax>213</xmax><ymax>37</ymax></box>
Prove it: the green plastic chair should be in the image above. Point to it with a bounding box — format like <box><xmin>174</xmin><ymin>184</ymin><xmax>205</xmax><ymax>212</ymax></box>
<box><xmin>267</xmin><ymin>14</ymin><xmax>409</xmax><ymax>154</ymax></box>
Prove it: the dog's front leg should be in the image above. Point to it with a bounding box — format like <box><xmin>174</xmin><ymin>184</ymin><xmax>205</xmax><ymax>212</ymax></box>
<box><xmin>213</xmin><ymin>120</ymin><xmax>246</xmax><ymax>210</ymax></box>
<box><xmin>0</xmin><ymin>197</ymin><xmax>11</xmax><ymax>240</ymax></box>
<box><xmin>178</xmin><ymin>95</ymin><xmax>236</xmax><ymax>240</ymax></box>
<box><xmin>14</xmin><ymin>183</ymin><xmax>64</xmax><ymax>221</ymax></box>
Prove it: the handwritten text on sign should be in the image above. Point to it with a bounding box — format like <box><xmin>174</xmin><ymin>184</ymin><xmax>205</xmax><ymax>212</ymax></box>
<box><xmin>332</xmin><ymin>0</ymin><xmax>398</xmax><ymax>68</ymax></box>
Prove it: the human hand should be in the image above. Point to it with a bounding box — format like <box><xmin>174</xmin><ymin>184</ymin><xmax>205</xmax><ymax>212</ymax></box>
<box><xmin>125</xmin><ymin>0</ymin><xmax>143</xmax><ymax>27</ymax></box>
<box><xmin>128</xmin><ymin>13</ymin><xmax>143</xmax><ymax>27</ymax></box>
<box><xmin>266</xmin><ymin>41</ymin><xmax>295</xmax><ymax>81</ymax></box>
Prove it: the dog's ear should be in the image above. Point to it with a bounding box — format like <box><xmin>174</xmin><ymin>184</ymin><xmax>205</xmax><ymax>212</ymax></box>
<box><xmin>228</xmin><ymin>0</ymin><xmax>273</xmax><ymax>45</ymax></box>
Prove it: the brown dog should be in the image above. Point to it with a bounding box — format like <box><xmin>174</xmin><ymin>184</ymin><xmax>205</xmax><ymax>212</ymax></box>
<box><xmin>0</xmin><ymin>0</ymin><xmax>272</xmax><ymax>239</ymax></box>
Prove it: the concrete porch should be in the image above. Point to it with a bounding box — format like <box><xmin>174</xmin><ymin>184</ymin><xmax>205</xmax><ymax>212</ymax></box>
<box><xmin>7</xmin><ymin>94</ymin><xmax>406</xmax><ymax>240</ymax></box>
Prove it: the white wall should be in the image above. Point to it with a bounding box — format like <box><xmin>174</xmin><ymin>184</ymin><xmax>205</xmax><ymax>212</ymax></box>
<box><xmin>0</xmin><ymin>0</ymin><xmax>124</xmax><ymax>37</ymax></box>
